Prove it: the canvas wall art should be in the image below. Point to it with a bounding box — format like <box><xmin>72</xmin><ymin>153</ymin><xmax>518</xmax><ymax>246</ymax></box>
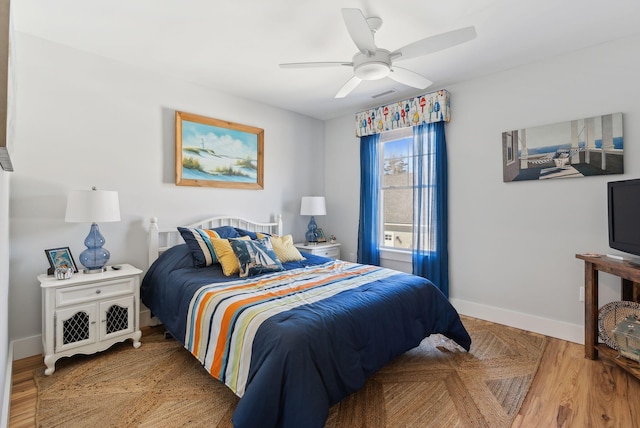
<box><xmin>502</xmin><ymin>113</ymin><xmax>623</xmax><ymax>182</ymax></box>
<box><xmin>175</xmin><ymin>111</ymin><xmax>264</xmax><ymax>189</ymax></box>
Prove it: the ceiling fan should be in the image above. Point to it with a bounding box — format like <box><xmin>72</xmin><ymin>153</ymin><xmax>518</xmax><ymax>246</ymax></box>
<box><xmin>279</xmin><ymin>8</ymin><xmax>477</xmax><ymax>98</ymax></box>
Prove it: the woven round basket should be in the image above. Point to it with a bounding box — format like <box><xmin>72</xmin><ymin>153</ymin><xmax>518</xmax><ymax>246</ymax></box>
<box><xmin>598</xmin><ymin>300</ymin><xmax>640</xmax><ymax>349</ymax></box>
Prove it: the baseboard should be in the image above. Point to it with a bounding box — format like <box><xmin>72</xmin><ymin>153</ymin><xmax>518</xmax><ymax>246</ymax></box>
<box><xmin>1</xmin><ymin>341</ymin><xmax>13</xmax><ymax>428</ymax></box>
<box><xmin>450</xmin><ymin>298</ymin><xmax>583</xmax><ymax>344</ymax></box>
<box><xmin>139</xmin><ymin>307</ymin><xmax>161</xmax><ymax>327</ymax></box>
<box><xmin>11</xmin><ymin>335</ymin><xmax>41</xmax><ymax>361</ymax></box>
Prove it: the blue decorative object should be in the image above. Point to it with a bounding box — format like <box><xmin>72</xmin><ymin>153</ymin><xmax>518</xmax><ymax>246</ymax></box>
<box><xmin>65</xmin><ymin>187</ymin><xmax>121</xmax><ymax>273</ymax></box>
<box><xmin>300</xmin><ymin>196</ymin><xmax>326</xmax><ymax>245</ymax></box>
<box><xmin>79</xmin><ymin>223</ymin><xmax>110</xmax><ymax>272</ymax></box>
<box><xmin>305</xmin><ymin>216</ymin><xmax>318</xmax><ymax>244</ymax></box>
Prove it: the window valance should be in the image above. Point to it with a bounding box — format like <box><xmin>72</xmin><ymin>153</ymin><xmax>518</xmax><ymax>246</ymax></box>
<box><xmin>355</xmin><ymin>89</ymin><xmax>450</xmax><ymax>137</ymax></box>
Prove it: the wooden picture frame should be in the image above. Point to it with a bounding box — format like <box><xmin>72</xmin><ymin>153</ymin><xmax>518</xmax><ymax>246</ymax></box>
<box><xmin>175</xmin><ymin>111</ymin><xmax>264</xmax><ymax>189</ymax></box>
<box><xmin>315</xmin><ymin>228</ymin><xmax>326</xmax><ymax>243</ymax></box>
<box><xmin>44</xmin><ymin>247</ymin><xmax>78</xmax><ymax>273</ymax></box>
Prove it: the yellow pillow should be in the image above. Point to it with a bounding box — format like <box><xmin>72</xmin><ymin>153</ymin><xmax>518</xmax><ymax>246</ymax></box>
<box><xmin>257</xmin><ymin>233</ymin><xmax>305</xmax><ymax>262</ymax></box>
<box><xmin>211</xmin><ymin>236</ymin><xmax>250</xmax><ymax>276</ymax></box>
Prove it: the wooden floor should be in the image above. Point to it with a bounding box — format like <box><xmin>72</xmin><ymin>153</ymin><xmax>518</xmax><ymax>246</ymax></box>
<box><xmin>9</xmin><ymin>331</ymin><xmax>640</xmax><ymax>427</ymax></box>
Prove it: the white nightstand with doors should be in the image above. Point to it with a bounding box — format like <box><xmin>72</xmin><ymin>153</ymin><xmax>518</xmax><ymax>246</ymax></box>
<box><xmin>294</xmin><ymin>242</ymin><xmax>341</xmax><ymax>260</ymax></box>
<box><xmin>38</xmin><ymin>264</ymin><xmax>142</xmax><ymax>375</ymax></box>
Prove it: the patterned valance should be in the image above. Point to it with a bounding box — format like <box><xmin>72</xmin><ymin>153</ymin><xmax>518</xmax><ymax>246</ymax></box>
<box><xmin>355</xmin><ymin>89</ymin><xmax>450</xmax><ymax>137</ymax></box>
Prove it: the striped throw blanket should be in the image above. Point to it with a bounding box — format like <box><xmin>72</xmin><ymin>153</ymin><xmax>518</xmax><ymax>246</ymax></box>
<box><xmin>184</xmin><ymin>260</ymin><xmax>398</xmax><ymax>397</ymax></box>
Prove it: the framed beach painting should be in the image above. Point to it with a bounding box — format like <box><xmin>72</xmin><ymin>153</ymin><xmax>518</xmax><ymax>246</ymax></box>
<box><xmin>502</xmin><ymin>112</ymin><xmax>623</xmax><ymax>182</ymax></box>
<box><xmin>175</xmin><ymin>111</ymin><xmax>264</xmax><ymax>189</ymax></box>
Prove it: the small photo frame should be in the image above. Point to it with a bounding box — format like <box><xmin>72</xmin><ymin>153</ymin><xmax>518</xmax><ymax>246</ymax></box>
<box><xmin>45</xmin><ymin>247</ymin><xmax>78</xmax><ymax>273</ymax></box>
<box><xmin>315</xmin><ymin>228</ymin><xmax>326</xmax><ymax>243</ymax></box>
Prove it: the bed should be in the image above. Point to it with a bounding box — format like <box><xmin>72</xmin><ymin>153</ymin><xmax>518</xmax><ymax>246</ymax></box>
<box><xmin>141</xmin><ymin>215</ymin><xmax>471</xmax><ymax>428</ymax></box>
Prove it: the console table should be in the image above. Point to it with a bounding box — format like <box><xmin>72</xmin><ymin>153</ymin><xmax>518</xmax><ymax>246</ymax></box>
<box><xmin>576</xmin><ymin>253</ymin><xmax>640</xmax><ymax>380</ymax></box>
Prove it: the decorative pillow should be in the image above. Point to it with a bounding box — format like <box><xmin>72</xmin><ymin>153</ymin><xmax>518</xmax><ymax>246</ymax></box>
<box><xmin>211</xmin><ymin>236</ymin><xmax>250</xmax><ymax>276</ymax></box>
<box><xmin>257</xmin><ymin>233</ymin><xmax>305</xmax><ymax>262</ymax></box>
<box><xmin>211</xmin><ymin>226</ymin><xmax>241</xmax><ymax>239</ymax></box>
<box><xmin>234</xmin><ymin>228</ymin><xmax>259</xmax><ymax>240</ymax></box>
<box><xmin>178</xmin><ymin>226</ymin><xmax>241</xmax><ymax>267</ymax></box>
<box><xmin>230</xmin><ymin>237</ymin><xmax>284</xmax><ymax>278</ymax></box>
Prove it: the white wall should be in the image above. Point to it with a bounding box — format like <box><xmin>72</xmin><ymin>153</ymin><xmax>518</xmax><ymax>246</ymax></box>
<box><xmin>325</xmin><ymin>34</ymin><xmax>640</xmax><ymax>343</ymax></box>
<box><xmin>0</xmin><ymin>170</ymin><xmax>9</xmax><ymax>426</ymax></box>
<box><xmin>445</xmin><ymin>35</ymin><xmax>640</xmax><ymax>339</ymax></box>
<box><xmin>8</xmin><ymin>33</ymin><xmax>324</xmax><ymax>353</ymax></box>
<box><xmin>324</xmin><ymin>114</ymin><xmax>359</xmax><ymax>263</ymax></box>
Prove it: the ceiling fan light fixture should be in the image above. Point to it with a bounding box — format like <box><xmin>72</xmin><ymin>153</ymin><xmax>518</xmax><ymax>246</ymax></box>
<box><xmin>354</xmin><ymin>62</ymin><xmax>390</xmax><ymax>80</ymax></box>
<box><xmin>279</xmin><ymin>8</ymin><xmax>477</xmax><ymax>98</ymax></box>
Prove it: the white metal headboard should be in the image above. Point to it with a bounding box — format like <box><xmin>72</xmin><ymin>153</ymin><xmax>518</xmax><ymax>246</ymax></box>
<box><xmin>148</xmin><ymin>214</ymin><xmax>284</xmax><ymax>267</ymax></box>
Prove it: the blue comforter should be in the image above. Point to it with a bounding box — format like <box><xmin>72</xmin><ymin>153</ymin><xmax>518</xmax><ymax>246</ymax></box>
<box><xmin>141</xmin><ymin>244</ymin><xmax>471</xmax><ymax>428</ymax></box>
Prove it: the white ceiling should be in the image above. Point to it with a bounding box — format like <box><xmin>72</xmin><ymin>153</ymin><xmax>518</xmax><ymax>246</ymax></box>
<box><xmin>12</xmin><ymin>0</ymin><xmax>640</xmax><ymax>120</ymax></box>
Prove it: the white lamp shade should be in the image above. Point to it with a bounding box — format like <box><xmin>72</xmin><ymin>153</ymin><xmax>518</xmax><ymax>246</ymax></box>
<box><xmin>300</xmin><ymin>196</ymin><xmax>326</xmax><ymax>216</ymax></box>
<box><xmin>65</xmin><ymin>189</ymin><xmax>121</xmax><ymax>223</ymax></box>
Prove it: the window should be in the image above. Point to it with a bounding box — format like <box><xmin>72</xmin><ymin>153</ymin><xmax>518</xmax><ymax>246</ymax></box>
<box><xmin>380</xmin><ymin>127</ymin><xmax>438</xmax><ymax>252</ymax></box>
<box><xmin>380</xmin><ymin>128</ymin><xmax>412</xmax><ymax>250</ymax></box>
<box><xmin>360</xmin><ymin>121</ymin><xmax>447</xmax><ymax>292</ymax></box>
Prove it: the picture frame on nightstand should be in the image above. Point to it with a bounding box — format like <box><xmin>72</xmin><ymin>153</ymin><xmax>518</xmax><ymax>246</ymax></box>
<box><xmin>315</xmin><ymin>228</ymin><xmax>326</xmax><ymax>243</ymax></box>
<box><xmin>44</xmin><ymin>246</ymin><xmax>78</xmax><ymax>273</ymax></box>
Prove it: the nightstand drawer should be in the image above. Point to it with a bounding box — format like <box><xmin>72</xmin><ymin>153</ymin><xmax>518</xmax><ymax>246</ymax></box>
<box><xmin>294</xmin><ymin>242</ymin><xmax>341</xmax><ymax>260</ymax></box>
<box><xmin>316</xmin><ymin>247</ymin><xmax>340</xmax><ymax>259</ymax></box>
<box><xmin>56</xmin><ymin>278</ymin><xmax>135</xmax><ymax>307</ymax></box>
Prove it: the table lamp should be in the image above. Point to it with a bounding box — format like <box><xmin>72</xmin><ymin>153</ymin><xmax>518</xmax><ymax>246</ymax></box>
<box><xmin>300</xmin><ymin>196</ymin><xmax>326</xmax><ymax>245</ymax></box>
<box><xmin>65</xmin><ymin>186</ymin><xmax>121</xmax><ymax>273</ymax></box>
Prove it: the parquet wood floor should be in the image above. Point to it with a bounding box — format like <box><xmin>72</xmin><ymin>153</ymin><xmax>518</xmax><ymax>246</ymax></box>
<box><xmin>9</xmin><ymin>325</ymin><xmax>640</xmax><ymax>427</ymax></box>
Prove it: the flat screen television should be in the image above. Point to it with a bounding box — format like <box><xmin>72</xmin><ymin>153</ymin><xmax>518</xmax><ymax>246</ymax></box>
<box><xmin>608</xmin><ymin>178</ymin><xmax>640</xmax><ymax>259</ymax></box>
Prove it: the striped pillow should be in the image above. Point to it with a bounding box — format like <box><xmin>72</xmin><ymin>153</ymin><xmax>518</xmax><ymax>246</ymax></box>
<box><xmin>178</xmin><ymin>226</ymin><xmax>241</xmax><ymax>267</ymax></box>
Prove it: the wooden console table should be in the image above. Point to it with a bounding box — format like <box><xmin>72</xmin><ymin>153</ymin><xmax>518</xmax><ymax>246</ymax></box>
<box><xmin>576</xmin><ymin>253</ymin><xmax>640</xmax><ymax>380</ymax></box>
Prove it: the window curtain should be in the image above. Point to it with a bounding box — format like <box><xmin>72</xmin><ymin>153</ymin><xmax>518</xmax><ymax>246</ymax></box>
<box><xmin>357</xmin><ymin>133</ymin><xmax>381</xmax><ymax>265</ymax></box>
<box><xmin>412</xmin><ymin>122</ymin><xmax>449</xmax><ymax>296</ymax></box>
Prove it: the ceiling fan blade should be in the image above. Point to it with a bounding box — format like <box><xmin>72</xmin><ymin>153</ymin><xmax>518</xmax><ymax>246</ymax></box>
<box><xmin>335</xmin><ymin>76</ymin><xmax>362</xmax><ymax>98</ymax></box>
<box><xmin>279</xmin><ymin>61</ymin><xmax>352</xmax><ymax>69</ymax></box>
<box><xmin>342</xmin><ymin>8</ymin><xmax>376</xmax><ymax>55</ymax></box>
<box><xmin>391</xmin><ymin>26</ymin><xmax>477</xmax><ymax>61</ymax></box>
<box><xmin>388</xmin><ymin>67</ymin><xmax>433</xmax><ymax>89</ymax></box>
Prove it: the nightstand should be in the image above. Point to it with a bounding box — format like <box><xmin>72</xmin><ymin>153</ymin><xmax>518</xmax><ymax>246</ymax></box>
<box><xmin>38</xmin><ymin>264</ymin><xmax>143</xmax><ymax>375</ymax></box>
<box><xmin>294</xmin><ymin>242</ymin><xmax>341</xmax><ymax>259</ymax></box>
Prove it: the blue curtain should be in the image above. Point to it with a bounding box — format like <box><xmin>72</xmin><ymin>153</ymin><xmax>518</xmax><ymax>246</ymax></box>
<box><xmin>357</xmin><ymin>133</ymin><xmax>381</xmax><ymax>265</ymax></box>
<box><xmin>412</xmin><ymin>122</ymin><xmax>449</xmax><ymax>296</ymax></box>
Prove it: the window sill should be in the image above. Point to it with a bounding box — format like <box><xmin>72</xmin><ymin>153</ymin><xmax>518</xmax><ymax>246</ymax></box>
<box><xmin>380</xmin><ymin>247</ymin><xmax>411</xmax><ymax>263</ymax></box>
